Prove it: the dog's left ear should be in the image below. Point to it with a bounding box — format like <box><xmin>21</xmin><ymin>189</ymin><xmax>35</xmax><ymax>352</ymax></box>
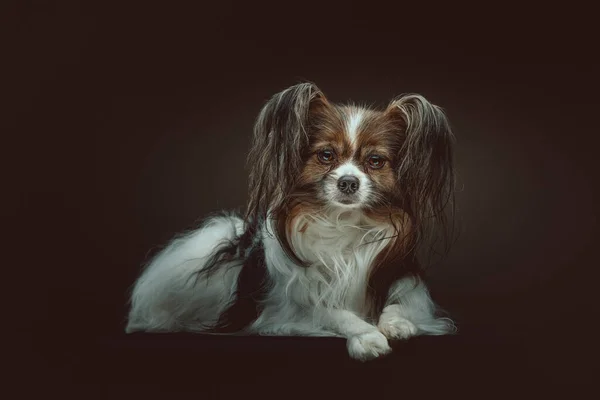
<box><xmin>384</xmin><ymin>94</ymin><xmax>456</xmax><ymax>235</ymax></box>
<box><xmin>246</xmin><ymin>82</ymin><xmax>330</xmax><ymax>222</ymax></box>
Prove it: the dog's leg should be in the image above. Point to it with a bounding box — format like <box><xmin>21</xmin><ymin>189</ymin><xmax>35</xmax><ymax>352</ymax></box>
<box><xmin>320</xmin><ymin>309</ymin><xmax>392</xmax><ymax>361</ymax></box>
<box><xmin>377</xmin><ymin>276</ymin><xmax>455</xmax><ymax>340</ymax></box>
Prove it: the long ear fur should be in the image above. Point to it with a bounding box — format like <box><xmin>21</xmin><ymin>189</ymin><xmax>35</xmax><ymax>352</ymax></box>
<box><xmin>386</xmin><ymin>94</ymin><xmax>456</xmax><ymax>260</ymax></box>
<box><xmin>245</xmin><ymin>82</ymin><xmax>325</xmax><ymax>230</ymax></box>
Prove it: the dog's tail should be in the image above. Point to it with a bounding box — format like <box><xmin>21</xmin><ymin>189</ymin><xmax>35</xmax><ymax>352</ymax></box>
<box><xmin>125</xmin><ymin>213</ymin><xmax>244</xmax><ymax>333</ymax></box>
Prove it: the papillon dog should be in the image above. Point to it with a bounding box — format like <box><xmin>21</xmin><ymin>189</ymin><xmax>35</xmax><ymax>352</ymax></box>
<box><xmin>126</xmin><ymin>82</ymin><xmax>457</xmax><ymax>361</ymax></box>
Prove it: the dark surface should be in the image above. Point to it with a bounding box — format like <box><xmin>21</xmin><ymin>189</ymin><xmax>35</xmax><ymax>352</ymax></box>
<box><xmin>9</xmin><ymin>1</ymin><xmax>598</xmax><ymax>397</ymax></box>
<box><xmin>39</xmin><ymin>331</ymin><xmax>586</xmax><ymax>397</ymax></box>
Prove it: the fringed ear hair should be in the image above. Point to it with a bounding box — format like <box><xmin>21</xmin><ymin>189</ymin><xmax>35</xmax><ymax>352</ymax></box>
<box><xmin>385</xmin><ymin>94</ymin><xmax>456</xmax><ymax>259</ymax></box>
<box><xmin>245</xmin><ymin>82</ymin><xmax>328</xmax><ymax>225</ymax></box>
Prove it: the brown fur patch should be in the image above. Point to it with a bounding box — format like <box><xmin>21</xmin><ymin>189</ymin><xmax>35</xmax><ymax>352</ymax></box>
<box><xmin>347</xmin><ymin>107</ymin><xmax>405</xmax><ymax>197</ymax></box>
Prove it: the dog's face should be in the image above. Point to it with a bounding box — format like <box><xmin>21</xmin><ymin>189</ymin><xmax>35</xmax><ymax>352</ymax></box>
<box><xmin>246</xmin><ymin>82</ymin><xmax>455</xmax><ymax>266</ymax></box>
<box><xmin>298</xmin><ymin>104</ymin><xmax>403</xmax><ymax>210</ymax></box>
<box><xmin>246</xmin><ymin>82</ymin><xmax>454</xmax><ymax>241</ymax></box>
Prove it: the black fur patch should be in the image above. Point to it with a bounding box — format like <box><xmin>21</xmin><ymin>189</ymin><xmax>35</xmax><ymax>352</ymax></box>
<box><xmin>211</xmin><ymin>241</ymin><xmax>269</xmax><ymax>333</ymax></box>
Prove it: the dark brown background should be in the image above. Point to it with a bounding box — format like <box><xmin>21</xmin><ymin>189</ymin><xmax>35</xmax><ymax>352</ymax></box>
<box><xmin>8</xmin><ymin>1</ymin><xmax>598</xmax><ymax>396</ymax></box>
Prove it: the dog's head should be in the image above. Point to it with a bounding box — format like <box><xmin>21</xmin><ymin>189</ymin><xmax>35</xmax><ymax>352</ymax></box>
<box><xmin>245</xmin><ymin>82</ymin><xmax>455</xmax><ymax>263</ymax></box>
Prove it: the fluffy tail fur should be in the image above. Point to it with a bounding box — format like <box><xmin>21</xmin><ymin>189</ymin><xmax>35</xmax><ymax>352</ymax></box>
<box><xmin>125</xmin><ymin>214</ymin><xmax>244</xmax><ymax>333</ymax></box>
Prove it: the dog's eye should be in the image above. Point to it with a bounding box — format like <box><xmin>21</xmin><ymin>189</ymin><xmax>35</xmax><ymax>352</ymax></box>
<box><xmin>367</xmin><ymin>155</ymin><xmax>385</xmax><ymax>169</ymax></box>
<box><xmin>317</xmin><ymin>149</ymin><xmax>335</xmax><ymax>163</ymax></box>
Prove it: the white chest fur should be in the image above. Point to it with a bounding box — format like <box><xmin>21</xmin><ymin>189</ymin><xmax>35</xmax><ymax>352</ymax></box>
<box><xmin>284</xmin><ymin>209</ymin><xmax>394</xmax><ymax>314</ymax></box>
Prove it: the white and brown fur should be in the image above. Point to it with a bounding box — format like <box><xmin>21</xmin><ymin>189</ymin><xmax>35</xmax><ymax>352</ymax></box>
<box><xmin>126</xmin><ymin>82</ymin><xmax>457</xmax><ymax>361</ymax></box>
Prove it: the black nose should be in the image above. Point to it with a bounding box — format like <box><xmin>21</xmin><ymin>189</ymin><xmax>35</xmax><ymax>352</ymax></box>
<box><xmin>337</xmin><ymin>175</ymin><xmax>360</xmax><ymax>194</ymax></box>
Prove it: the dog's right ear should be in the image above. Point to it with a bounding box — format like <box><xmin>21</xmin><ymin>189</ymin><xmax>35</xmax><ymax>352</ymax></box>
<box><xmin>246</xmin><ymin>82</ymin><xmax>330</xmax><ymax>221</ymax></box>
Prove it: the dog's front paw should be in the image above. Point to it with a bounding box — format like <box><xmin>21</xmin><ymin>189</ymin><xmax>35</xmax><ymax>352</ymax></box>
<box><xmin>347</xmin><ymin>331</ymin><xmax>392</xmax><ymax>362</ymax></box>
<box><xmin>377</xmin><ymin>307</ymin><xmax>418</xmax><ymax>340</ymax></box>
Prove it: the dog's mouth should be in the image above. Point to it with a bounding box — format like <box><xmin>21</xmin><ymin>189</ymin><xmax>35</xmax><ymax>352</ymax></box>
<box><xmin>338</xmin><ymin>197</ymin><xmax>357</xmax><ymax>205</ymax></box>
<box><xmin>333</xmin><ymin>193</ymin><xmax>362</xmax><ymax>207</ymax></box>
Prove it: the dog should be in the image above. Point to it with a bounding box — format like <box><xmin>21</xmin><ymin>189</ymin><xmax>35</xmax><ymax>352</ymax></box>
<box><xmin>126</xmin><ymin>82</ymin><xmax>457</xmax><ymax>361</ymax></box>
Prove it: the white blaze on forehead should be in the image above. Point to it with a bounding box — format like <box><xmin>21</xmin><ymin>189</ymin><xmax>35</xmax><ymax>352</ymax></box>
<box><xmin>345</xmin><ymin>109</ymin><xmax>364</xmax><ymax>146</ymax></box>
